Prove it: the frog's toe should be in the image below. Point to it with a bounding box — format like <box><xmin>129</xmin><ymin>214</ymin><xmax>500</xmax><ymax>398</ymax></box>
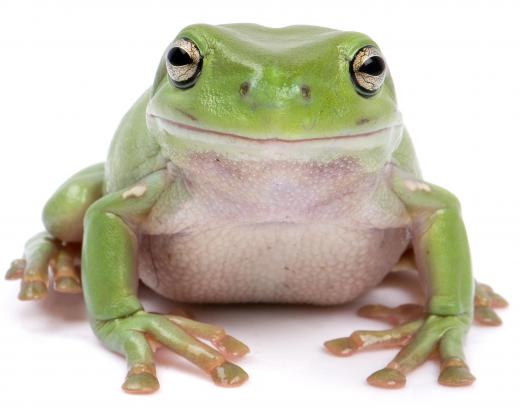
<box><xmin>212</xmin><ymin>335</ymin><xmax>250</xmax><ymax>359</ymax></box>
<box><xmin>122</xmin><ymin>369</ymin><xmax>160</xmax><ymax>394</ymax></box>
<box><xmin>8</xmin><ymin>259</ymin><xmax>48</xmax><ymax>300</ymax></box>
<box><xmin>475</xmin><ymin>282</ymin><xmax>508</xmax><ymax>307</ymax></box>
<box><xmin>474</xmin><ymin>307</ymin><xmax>502</xmax><ymax>326</ymax></box>
<box><xmin>490</xmin><ymin>292</ymin><xmax>508</xmax><ymax>308</ymax></box>
<box><xmin>474</xmin><ymin>282</ymin><xmax>508</xmax><ymax>326</ymax></box>
<box><xmin>52</xmin><ymin>245</ymin><xmax>82</xmax><ymax>294</ymax></box>
<box><xmin>367</xmin><ymin>367</ymin><xmax>406</xmax><ymax>389</ymax></box>
<box><xmin>438</xmin><ymin>362</ymin><xmax>475</xmax><ymax>387</ymax></box>
<box><xmin>210</xmin><ymin>361</ymin><xmax>249</xmax><ymax>387</ymax></box>
<box><xmin>5</xmin><ymin>259</ymin><xmax>25</xmax><ymax>280</ymax></box>
<box><xmin>54</xmin><ymin>276</ymin><xmax>82</xmax><ymax>294</ymax></box>
<box><xmin>324</xmin><ymin>336</ymin><xmax>358</xmax><ymax>356</ymax></box>
<box><xmin>18</xmin><ymin>280</ymin><xmax>48</xmax><ymax>300</ymax></box>
<box><xmin>166</xmin><ymin>315</ymin><xmax>250</xmax><ymax>359</ymax></box>
<box><xmin>324</xmin><ymin>320</ymin><xmax>422</xmax><ymax>357</ymax></box>
<box><xmin>357</xmin><ymin>303</ymin><xmax>424</xmax><ymax>326</ymax></box>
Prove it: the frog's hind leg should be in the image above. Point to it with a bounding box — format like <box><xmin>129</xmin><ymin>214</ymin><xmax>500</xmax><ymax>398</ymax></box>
<box><xmin>6</xmin><ymin>163</ymin><xmax>104</xmax><ymax>300</ymax></box>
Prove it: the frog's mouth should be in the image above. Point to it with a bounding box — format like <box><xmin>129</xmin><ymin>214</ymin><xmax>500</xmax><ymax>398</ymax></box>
<box><xmin>149</xmin><ymin>114</ymin><xmax>400</xmax><ymax>144</ymax></box>
<box><xmin>148</xmin><ymin>113</ymin><xmax>404</xmax><ymax>162</ymax></box>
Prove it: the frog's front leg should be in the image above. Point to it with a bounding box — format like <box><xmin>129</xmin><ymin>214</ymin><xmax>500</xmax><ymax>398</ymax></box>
<box><xmin>358</xmin><ymin>247</ymin><xmax>508</xmax><ymax>326</ymax></box>
<box><xmin>83</xmin><ymin>171</ymin><xmax>249</xmax><ymax>394</ymax></box>
<box><xmin>326</xmin><ymin>170</ymin><xmax>479</xmax><ymax>388</ymax></box>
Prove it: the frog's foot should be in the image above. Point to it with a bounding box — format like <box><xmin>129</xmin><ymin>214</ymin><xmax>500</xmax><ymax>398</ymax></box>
<box><xmin>96</xmin><ymin>311</ymin><xmax>250</xmax><ymax>394</ymax></box>
<box><xmin>5</xmin><ymin>232</ymin><xmax>82</xmax><ymax>300</ymax></box>
<box><xmin>474</xmin><ymin>282</ymin><xmax>508</xmax><ymax>326</ymax></box>
<box><xmin>325</xmin><ymin>314</ymin><xmax>474</xmax><ymax>388</ymax></box>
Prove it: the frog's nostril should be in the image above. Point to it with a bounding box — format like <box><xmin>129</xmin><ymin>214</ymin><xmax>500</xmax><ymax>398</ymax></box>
<box><xmin>239</xmin><ymin>81</ymin><xmax>250</xmax><ymax>96</ymax></box>
<box><xmin>300</xmin><ymin>85</ymin><xmax>311</xmax><ymax>100</ymax></box>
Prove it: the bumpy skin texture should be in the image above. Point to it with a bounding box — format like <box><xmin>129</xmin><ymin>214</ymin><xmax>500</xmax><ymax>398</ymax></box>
<box><xmin>7</xmin><ymin>24</ymin><xmax>507</xmax><ymax>393</ymax></box>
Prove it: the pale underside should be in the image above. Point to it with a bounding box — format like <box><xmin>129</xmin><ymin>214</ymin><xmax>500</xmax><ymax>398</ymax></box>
<box><xmin>135</xmin><ymin>145</ymin><xmax>412</xmax><ymax>305</ymax></box>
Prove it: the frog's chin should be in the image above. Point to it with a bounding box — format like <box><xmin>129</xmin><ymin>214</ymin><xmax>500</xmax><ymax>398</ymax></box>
<box><xmin>147</xmin><ymin>113</ymin><xmax>404</xmax><ymax>162</ymax></box>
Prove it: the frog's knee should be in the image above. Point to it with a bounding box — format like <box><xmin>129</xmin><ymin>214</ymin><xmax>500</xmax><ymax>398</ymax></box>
<box><xmin>43</xmin><ymin>187</ymin><xmax>86</xmax><ymax>242</ymax></box>
<box><xmin>42</xmin><ymin>166</ymin><xmax>104</xmax><ymax>242</ymax></box>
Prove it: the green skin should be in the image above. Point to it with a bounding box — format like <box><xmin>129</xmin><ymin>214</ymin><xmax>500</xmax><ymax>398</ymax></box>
<box><xmin>6</xmin><ymin>24</ymin><xmax>507</xmax><ymax>393</ymax></box>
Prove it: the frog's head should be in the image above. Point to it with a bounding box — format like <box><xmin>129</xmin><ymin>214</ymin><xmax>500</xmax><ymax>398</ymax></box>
<box><xmin>147</xmin><ymin>24</ymin><xmax>403</xmax><ymax>166</ymax></box>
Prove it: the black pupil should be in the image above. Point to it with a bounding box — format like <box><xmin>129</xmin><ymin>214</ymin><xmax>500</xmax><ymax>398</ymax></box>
<box><xmin>360</xmin><ymin>56</ymin><xmax>385</xmax><ymax>76</ymax></box>
<box><xmin>167</xmin><ymin>47</ymin><xmax>193</xmax><ymax>66</ymax></box>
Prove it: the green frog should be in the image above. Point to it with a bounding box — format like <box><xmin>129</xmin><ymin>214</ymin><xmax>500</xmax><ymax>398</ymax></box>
<box><xmin>6</xmin><ymin>23</ymin><xmax>507</xmax><ymax>394</ymax></box>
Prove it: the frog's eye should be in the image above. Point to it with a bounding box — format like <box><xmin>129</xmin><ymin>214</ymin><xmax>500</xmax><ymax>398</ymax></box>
<box><xmin>350</xmin><ymin>46</ymin><xmax>386</xmax><ymax>96</ymax></box>
<box><xmin>165</xmin><ymin>38</ymin><xmax>203</xmax><ymax>89</ymax></box>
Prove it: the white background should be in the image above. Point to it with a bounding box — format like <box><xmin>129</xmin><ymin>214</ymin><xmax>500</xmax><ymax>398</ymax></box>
<box><xmin>0</xmin><ymin>0</ymin><xmax>518</xmax><ymax>411</ymax></box>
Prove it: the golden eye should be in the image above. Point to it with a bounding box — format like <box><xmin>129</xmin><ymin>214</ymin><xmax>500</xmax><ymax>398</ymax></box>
<box><xmin>350</xmin><ymin>46</ymin><xmax>386</xmax><ymax>96</ymax></box>
<box><xmin>165</xmin><ymin>38</ymin><xmax>203</xmax><ymax>89</ymax></box>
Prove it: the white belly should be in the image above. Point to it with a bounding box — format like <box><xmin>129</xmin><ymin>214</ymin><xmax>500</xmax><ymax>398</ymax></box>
<box><xmin>137</xmin><ymin>223</ymin><xmax>409</xmax><ymax>305</ymax></box>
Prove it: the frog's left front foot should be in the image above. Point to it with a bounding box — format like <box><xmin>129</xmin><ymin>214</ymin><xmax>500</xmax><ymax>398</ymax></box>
<box><xmin>325</xmin><ymin>313</ymin><xmax>474</xmax><ymax>388</ymax></box>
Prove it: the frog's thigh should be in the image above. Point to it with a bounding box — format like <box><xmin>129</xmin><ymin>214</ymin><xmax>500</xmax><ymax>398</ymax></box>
<box><xmin>43</xmin><ymin>163</ymin><xmax>105</xmax><ymax>242</ymax></box>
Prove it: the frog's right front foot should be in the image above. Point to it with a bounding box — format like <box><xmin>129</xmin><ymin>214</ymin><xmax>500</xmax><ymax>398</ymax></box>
<box><xmin>95</xmin><ymin>311</ymin><xmax>250</xmax><ymax>394</ymax></box>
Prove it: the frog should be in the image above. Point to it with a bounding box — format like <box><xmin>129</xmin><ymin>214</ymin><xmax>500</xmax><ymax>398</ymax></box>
<box><xmin>5</xmin><ymin>23</ymin><xmax>507</xmax><ymax>394</ymax></box>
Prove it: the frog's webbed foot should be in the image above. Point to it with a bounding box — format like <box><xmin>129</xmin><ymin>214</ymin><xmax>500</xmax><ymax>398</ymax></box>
<box><xmin>5</xmin><ymin>232</ymin><xmax>82</xmax><ymax>300</ymax></box>
<box><xmin>325</xmin><ymin>313</ymin><xmax>474</xmax><ymax>388</ymax></box>
<box><xmin>474</xmin><ymin>282</ymin><xmax>508</xmax><ymax>326</ymax></box>
<box><xmin>96</xmin><ymin>311</ymin><xmax>250</xmax><ymax>394</ymax></box>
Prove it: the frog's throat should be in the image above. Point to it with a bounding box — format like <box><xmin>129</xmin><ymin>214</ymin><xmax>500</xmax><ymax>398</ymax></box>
<box><xmin>149</xmin><ymin>113</ymin><xmax>401</xmax><ymax>145</ymax></box>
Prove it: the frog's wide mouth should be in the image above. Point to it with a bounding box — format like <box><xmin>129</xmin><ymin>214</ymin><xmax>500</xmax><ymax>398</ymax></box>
<box><xmin>148</xmin><ymin>113</ymin><xmax>402</xmax><ymax>144</ymax></box>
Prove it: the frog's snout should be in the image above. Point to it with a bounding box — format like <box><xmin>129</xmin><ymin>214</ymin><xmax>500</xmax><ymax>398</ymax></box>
<box><xmin>237</xmin><ymin>73</ymin><xmax>314</xmax><ymax>111</ymax></box>
<box><xmin>239</xmin><ymin>80</ymin><xmax>311</xmax><ymax>102</ymax></box>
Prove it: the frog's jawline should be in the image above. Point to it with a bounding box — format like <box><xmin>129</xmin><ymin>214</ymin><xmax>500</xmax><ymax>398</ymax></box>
<box><xmin>149</xmin><ymin>114</ymin><xmax>398</xmax><ymax>143</ymax></box>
